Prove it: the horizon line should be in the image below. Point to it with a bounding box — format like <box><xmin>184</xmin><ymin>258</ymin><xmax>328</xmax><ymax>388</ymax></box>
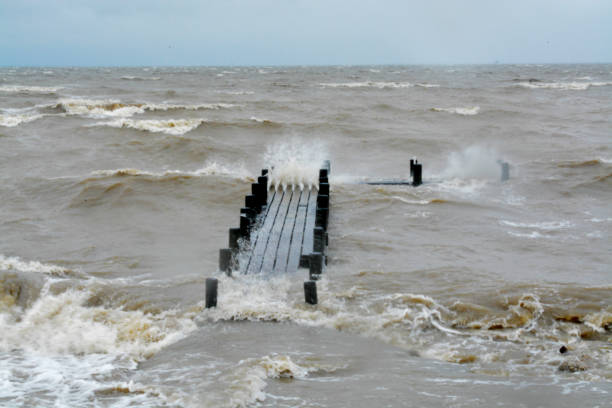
<box><xmin>1</xmin><ymin>61</ymin><xmax>612</xmax><ymax>69</ymax></box>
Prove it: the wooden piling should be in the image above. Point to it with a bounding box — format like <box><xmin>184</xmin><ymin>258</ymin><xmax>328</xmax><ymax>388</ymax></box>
<box><xmin>501</xmin><ymin>162</ymin><xmax>510</xmax><ymax>182</ymax></box>
<box><xmin>205</xmin><ymin>278</ymin><xmax>218</xmax><ymax>308</ymax></box>
<box><xmin>413</xmin><ymin>164</ymin><xmax>422</xmax><ymax>186</ymax></box>
<box><xmin>309</xmin><ymin>252</ymin><xmax>323</xmax><ymax>280</ymax></box>
<box><xmin>304</xmin><ymin>280</ymin><xmax>318</xmax><ymax>305</ymax></box>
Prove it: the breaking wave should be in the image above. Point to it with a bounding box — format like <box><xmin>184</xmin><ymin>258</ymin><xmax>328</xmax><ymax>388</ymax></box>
<box><xmin>91</xmin><ymin>118</ymin><xmax>205</xmax><ymax>136</ymax></box>
<box><xmin>320</xmin><ymin>81</ymin><xmax>414</xmax><ymax>89</ymax></box>
<box><xmin>0</xmin><ymin>85</ymin><xmax>63</xmax><ymax>94</ymax></box>
<box><xmin>56</xmin><ymin>98</ymin><xmax>239</xmax><ymax>118</ymax></box>
<box><xmin>89</xmin><ymin>161</ymin><xmax>252</xmax><ymax>182</ymax></box>
<box><xmin>514</xmin><ymin>81</ymin><xmax>612</xmax><ymax>91</ymax></box>
<box><xmin>200</xmin><ymin>274</ymin><xmax>612</xmax><ymax>381</ymax></box>
<box><xmin>500</xmin><ymin>220</ymin><xmax>572</xmax><ymax>231</ymax></box>
<box><xmin>0</xmin><ymin>254</ymin><xmax>70</xmax><ymax>276</ymax></box>
<box><xmin>120</xmin><ymin>76</ymin><xmax>161</xmax><ymax>81</ymax></box>
<box><xmin>218</xmin><ymin>354</ymin><xmax>342</xmax><ymax>407</ymax></box>
<box><xmin>0</xmin><ymin>112</ymin><xmax>45</xmax><ymax>127</ymax></box>
<box><xmin>431</xmin><ymin>106</ymin><xmax>480</xmax><ymax>116</ymax></box>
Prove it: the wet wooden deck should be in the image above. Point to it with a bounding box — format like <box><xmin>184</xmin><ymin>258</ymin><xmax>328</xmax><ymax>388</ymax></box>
<box><xmin>244</xmin><ymin>187</ymin><xmax>318</xmax><ymax>275</ymax></box>
<box><xmin>218</xmin><ymin>162</ymin><xmax>330</xmax><ymax>278</ymax></box>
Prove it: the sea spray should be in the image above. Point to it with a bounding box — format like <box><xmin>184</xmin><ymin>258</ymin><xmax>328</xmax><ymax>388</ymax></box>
<box><xmin>441</xmin><ymin>145</ymin><xmax>504</xmax><ymax>180</ymax></box>
<box><xmin>263</xmin><ymin>140</ymin><xmax>328</xmax><ymax>190</ymax></box>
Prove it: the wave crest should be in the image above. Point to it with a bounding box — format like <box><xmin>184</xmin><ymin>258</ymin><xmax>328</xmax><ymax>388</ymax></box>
<box><xmin>431</xmin><ymin>106</ymin><xmax>480</xmax><ymax>116</ymax></box>
<box><xmin>515</xmin><ymin>81</ymin><xmax>612</xmax><ymax>90</ymax></box>
<box><xmin>92</xmin><ymin>118</ymin><xmax>204</xmax><ymax>136</ymax></box>
<box><xmin>0</xmin><ymin>85</ymin><xmax>63</xmax><ymax>94</ymax></box>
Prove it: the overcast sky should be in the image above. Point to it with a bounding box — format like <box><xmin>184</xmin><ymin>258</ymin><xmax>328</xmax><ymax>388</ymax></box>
<box><xmin>1</xmin><ymin>0</ymin><xmax>610</xmax><ymax>66</ymax></box>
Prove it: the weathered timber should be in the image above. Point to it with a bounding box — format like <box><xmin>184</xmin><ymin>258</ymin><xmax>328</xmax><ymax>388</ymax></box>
<box><xmin>213</xmin><ymin>162</ymin><xmax>331</xmax><ymax>305</ymax></box>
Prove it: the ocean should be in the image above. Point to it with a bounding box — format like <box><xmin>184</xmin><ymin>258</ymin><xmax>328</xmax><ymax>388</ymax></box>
<box><xmin>0</xmin><ymin>64</ymin><xmax>611</xmax><ymax>407</ymax></box>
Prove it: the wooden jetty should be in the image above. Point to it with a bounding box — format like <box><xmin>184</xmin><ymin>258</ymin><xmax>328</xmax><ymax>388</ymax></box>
<box><xmin>202</xmin><ymin>156</ymin><xmax>510</xmax><ymax>309</ymax></box>
<box><xmin>206</xmin><ymin>161</ymin><xmax>331</xmax><ymax>307</ymax></box>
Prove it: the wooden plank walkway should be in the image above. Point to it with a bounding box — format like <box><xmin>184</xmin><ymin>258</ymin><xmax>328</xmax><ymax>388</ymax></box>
<box><xmin>218</xmin><ymin>162</ymin><xmax>330</xmax><ymax>279</ymax></box>
<box><xmin>246</xmin><ymin>187</ymin><xmax>318</xmax><ymax>275</ymax></box>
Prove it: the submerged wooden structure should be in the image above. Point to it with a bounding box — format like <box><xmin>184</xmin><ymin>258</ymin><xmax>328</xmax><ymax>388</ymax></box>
<box><xmin>206</xmin><ymin>161</ymin><xmax>331</xmax><ymax>307</ymax></box>
<box><xmin>203</xmin><ymin>157</ymin><xmax>513</xmax><ymax>308</ymax></box>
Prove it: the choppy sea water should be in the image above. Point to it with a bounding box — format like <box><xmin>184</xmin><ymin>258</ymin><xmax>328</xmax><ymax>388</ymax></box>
<box><xmin>0</xmin><ymin>65</ymin><xmax>611</xmax><ymax>407</ymax></box>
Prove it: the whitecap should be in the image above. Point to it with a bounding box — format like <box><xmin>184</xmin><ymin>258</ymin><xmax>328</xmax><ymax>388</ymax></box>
<box><xmin>431</xmin><ymin>106</ymin><xmax>480</xmax><ymax>116</ymax></box>
<box><xmin>144</xmin><ymin>102</ymin><xmax>239</xmax><ymax>111</ymax></box>
<box><xmin>57</xmin><ymin>98</ymin><xmax>146</xmax><ymax>118</ymax></box>
<box><xmin>515</xmin><ymin>81</ymin><xmax>612</xmax><ymax>90</ymax></box>
<box><xmin>0</xmin><ymin>112</ymin><xmax>45</xmax><ymax>127</ymax></box>
<box><xmin>0</xmin><ymin>282</ymin><xmax>197</xmax><ymax>357</ymax></box>
<box><xmin>416</xmin><ymin>83</ymin><xmax>441</xmax><ymax>88</ymax></box>
<box><xmin>58</xmin><ymin>98</ymin><xmax>238</xmax><ymax>119</ymax></box>
<box><xmin>89</xmin><ymin>162</ymin><xmax>252</xmax><ymax>181</ymax></box>
<box><xmin>500</xmin><ymin>220</ymin><xmax>572</xmax><ymax>230</ymax></box>
<box><xmin>120</xmin><ymin>76</ymin><xmax>161</xmax><ymax>81</ymax></box>
<box><xmin>320</xmin><ymin>81</ymin><xmax>414</xmax><ymax>89</ymax></box>
<box><xmin>91</xmin><ymin>118</ymin><xmax>204</xmax><ymax>136</ymax></box>
<box><xmin>0</xmin><ymin>85</ymin><xmax>63</xmax><ymax>94</ymax></box>
<box><xmin>0</xmin><ymin>254</ymin><xmax>69</xmax><ymax>275</ymax></box>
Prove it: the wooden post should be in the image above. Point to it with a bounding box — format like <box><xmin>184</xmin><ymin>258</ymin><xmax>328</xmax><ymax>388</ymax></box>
<box><xmin>219</xmin><ymin>248</ymin><xmax>232</xmax><ymax>273</ymax></box>
<box><xmin>317</xmin><ymin>194</ymin><xmax>329</xmax><ymax>209</ymax></box>
<box><xmin>319</xmin><ymin>182</ymin><xmax>329</xmax><ymax>196</ymax></box>
<box><xmin>240</xmin><ymin>215</ymin><xmax>251</xmax><ymax>239</ymax></box>
<box><xmin>413</xmin><ymin>164</ymin><xmax>422</xmax><ymax>186</ymax></box>
<box><xmin>501</xmin><ymin>162</ymin><xmax>510</xmax><ymax>182</ymax></box>
<box><xmin>245</xmin><ymin>194</ymin><xmax>258</xmax><ymax>211</ymax></box>
<box><xmin>258</xmin><ymin>176</ymin><xmax>268</xmax><ymax>206</ymax></box>
<box><xmin>229</xmin><ymin>228</ymin><xmax>241</xmax><ymax>250</ymax></box>
<box><xmin>313</xmin><ymin>227</ymin><xmax>325</xmax><ymax>253</ymax></box>
<box><xmin>304</xmin><ymin>281</ymin><xmax>318</xmax><ymax>305</ymax></box>
<box><xmin>205</xmin><ymin>278</ymin><xmax>218</xmax><ymax>308</ymax></box>
<box><xmin>309</xmin><ymin>252</ymin><xmax>323</xmax><ymax>280</ymax></box>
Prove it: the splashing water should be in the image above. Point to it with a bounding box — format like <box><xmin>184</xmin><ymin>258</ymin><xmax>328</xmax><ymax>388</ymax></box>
<box><xmin>441</xmin><ymin>145</ymin><xmax>505</xmax><ymax>180</ymax></box>
<box><xmin>263</xmin><ymin>140</ymin><xmax>328</xmax><ymax>190</ymax></box>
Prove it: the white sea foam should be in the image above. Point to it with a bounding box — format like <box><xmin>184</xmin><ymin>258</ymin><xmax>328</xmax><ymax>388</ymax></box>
<box><xmin>0</xmin><ymin>254</ymin><xmax>70</xmax><ymax>275</ymax></box>
<box><xmin>0</xmin><ymin>352</ymin><xmax>156</xmax><ymax>407</ymax></box>
<box><xmin>320</xmin><ymin>81</ymin><xmax>414</xmax><ymax>89</ymax></box>
<box><xmin>57</xmin><ymin>98</ymin><xmax>238</xmax><ymax>119</ymax></box>
<box><xmin>589</xmin><ymin>217</ymin><xmax>612</xmax><ymax>223</ymax></box>
<box><xmin>120</xmin><ymin>76</ymin><xmax>161</xmax><ymax>81</ymax></box>
<box><xmin>416</xmin><ymin>83</ymin><xmax>441</xmax><ymax>88</ymax></box>
<box><xmin>500</xmin><ymin>220</ymin><xmax>572</xmax><ymax>230</ymax></box>
<box><xmin>0</xmin><ymin>85</ymin><xmax>63</xmax><ymax>94</ymax></box>
<box><xmin>92</xmin><ymin>118</ymin><xmax>204</xmax><ymax>136</ymax></box>
<box><xmin>90</xmin><ymin>161</ymin><xmax>252</xmax><ymax>181</ymax></box>
<box><xmin>0</xmin><ymin>281</ymin><xmax>194</xmax><ymax>406</ymax></box>
<box><xmin>249</xmin><ymin>116</ymin><xmax>276</xmax><ymax>125</ymax></box>
<box><xmin>214</xmin><ymin>90</ymin><xmax>255</xmax><ymax>95</ymax></box>
<box><xmin>219</xmin><ymin>353</ymin><xmax>344</xmax><ymax>407</ymax></box>
<box><xmin>431</xmin><ymin>106</ymin><xmax>480</xmax><ymax>116</ymax></box>
<box><xmin>58</xmin><ymin>98</ymin><xmax>146</xmax><ymax>118</ymax></box>
<box><xmin>0</xmin><ymin>282</ymin><xmax>197</xmax><ymax>358</ymax></box>
<box><xmin>263</xmin><ymin>140</ymin><xmax>328</xmax><ymax>190</ymax></box>
<box><xmin>515</xmin><ymin>81</ymin><xmax>612</xmax><ymax>90</ymax></box>
<box><xmin>0</xmin><ymin>112</ymin><xmax>45</xmax><ymax>127</ymax></box>
<box><xmin>145</xmin><ymin>102</ymin><xmax>239</xmax><ymax>111</ymax></box>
